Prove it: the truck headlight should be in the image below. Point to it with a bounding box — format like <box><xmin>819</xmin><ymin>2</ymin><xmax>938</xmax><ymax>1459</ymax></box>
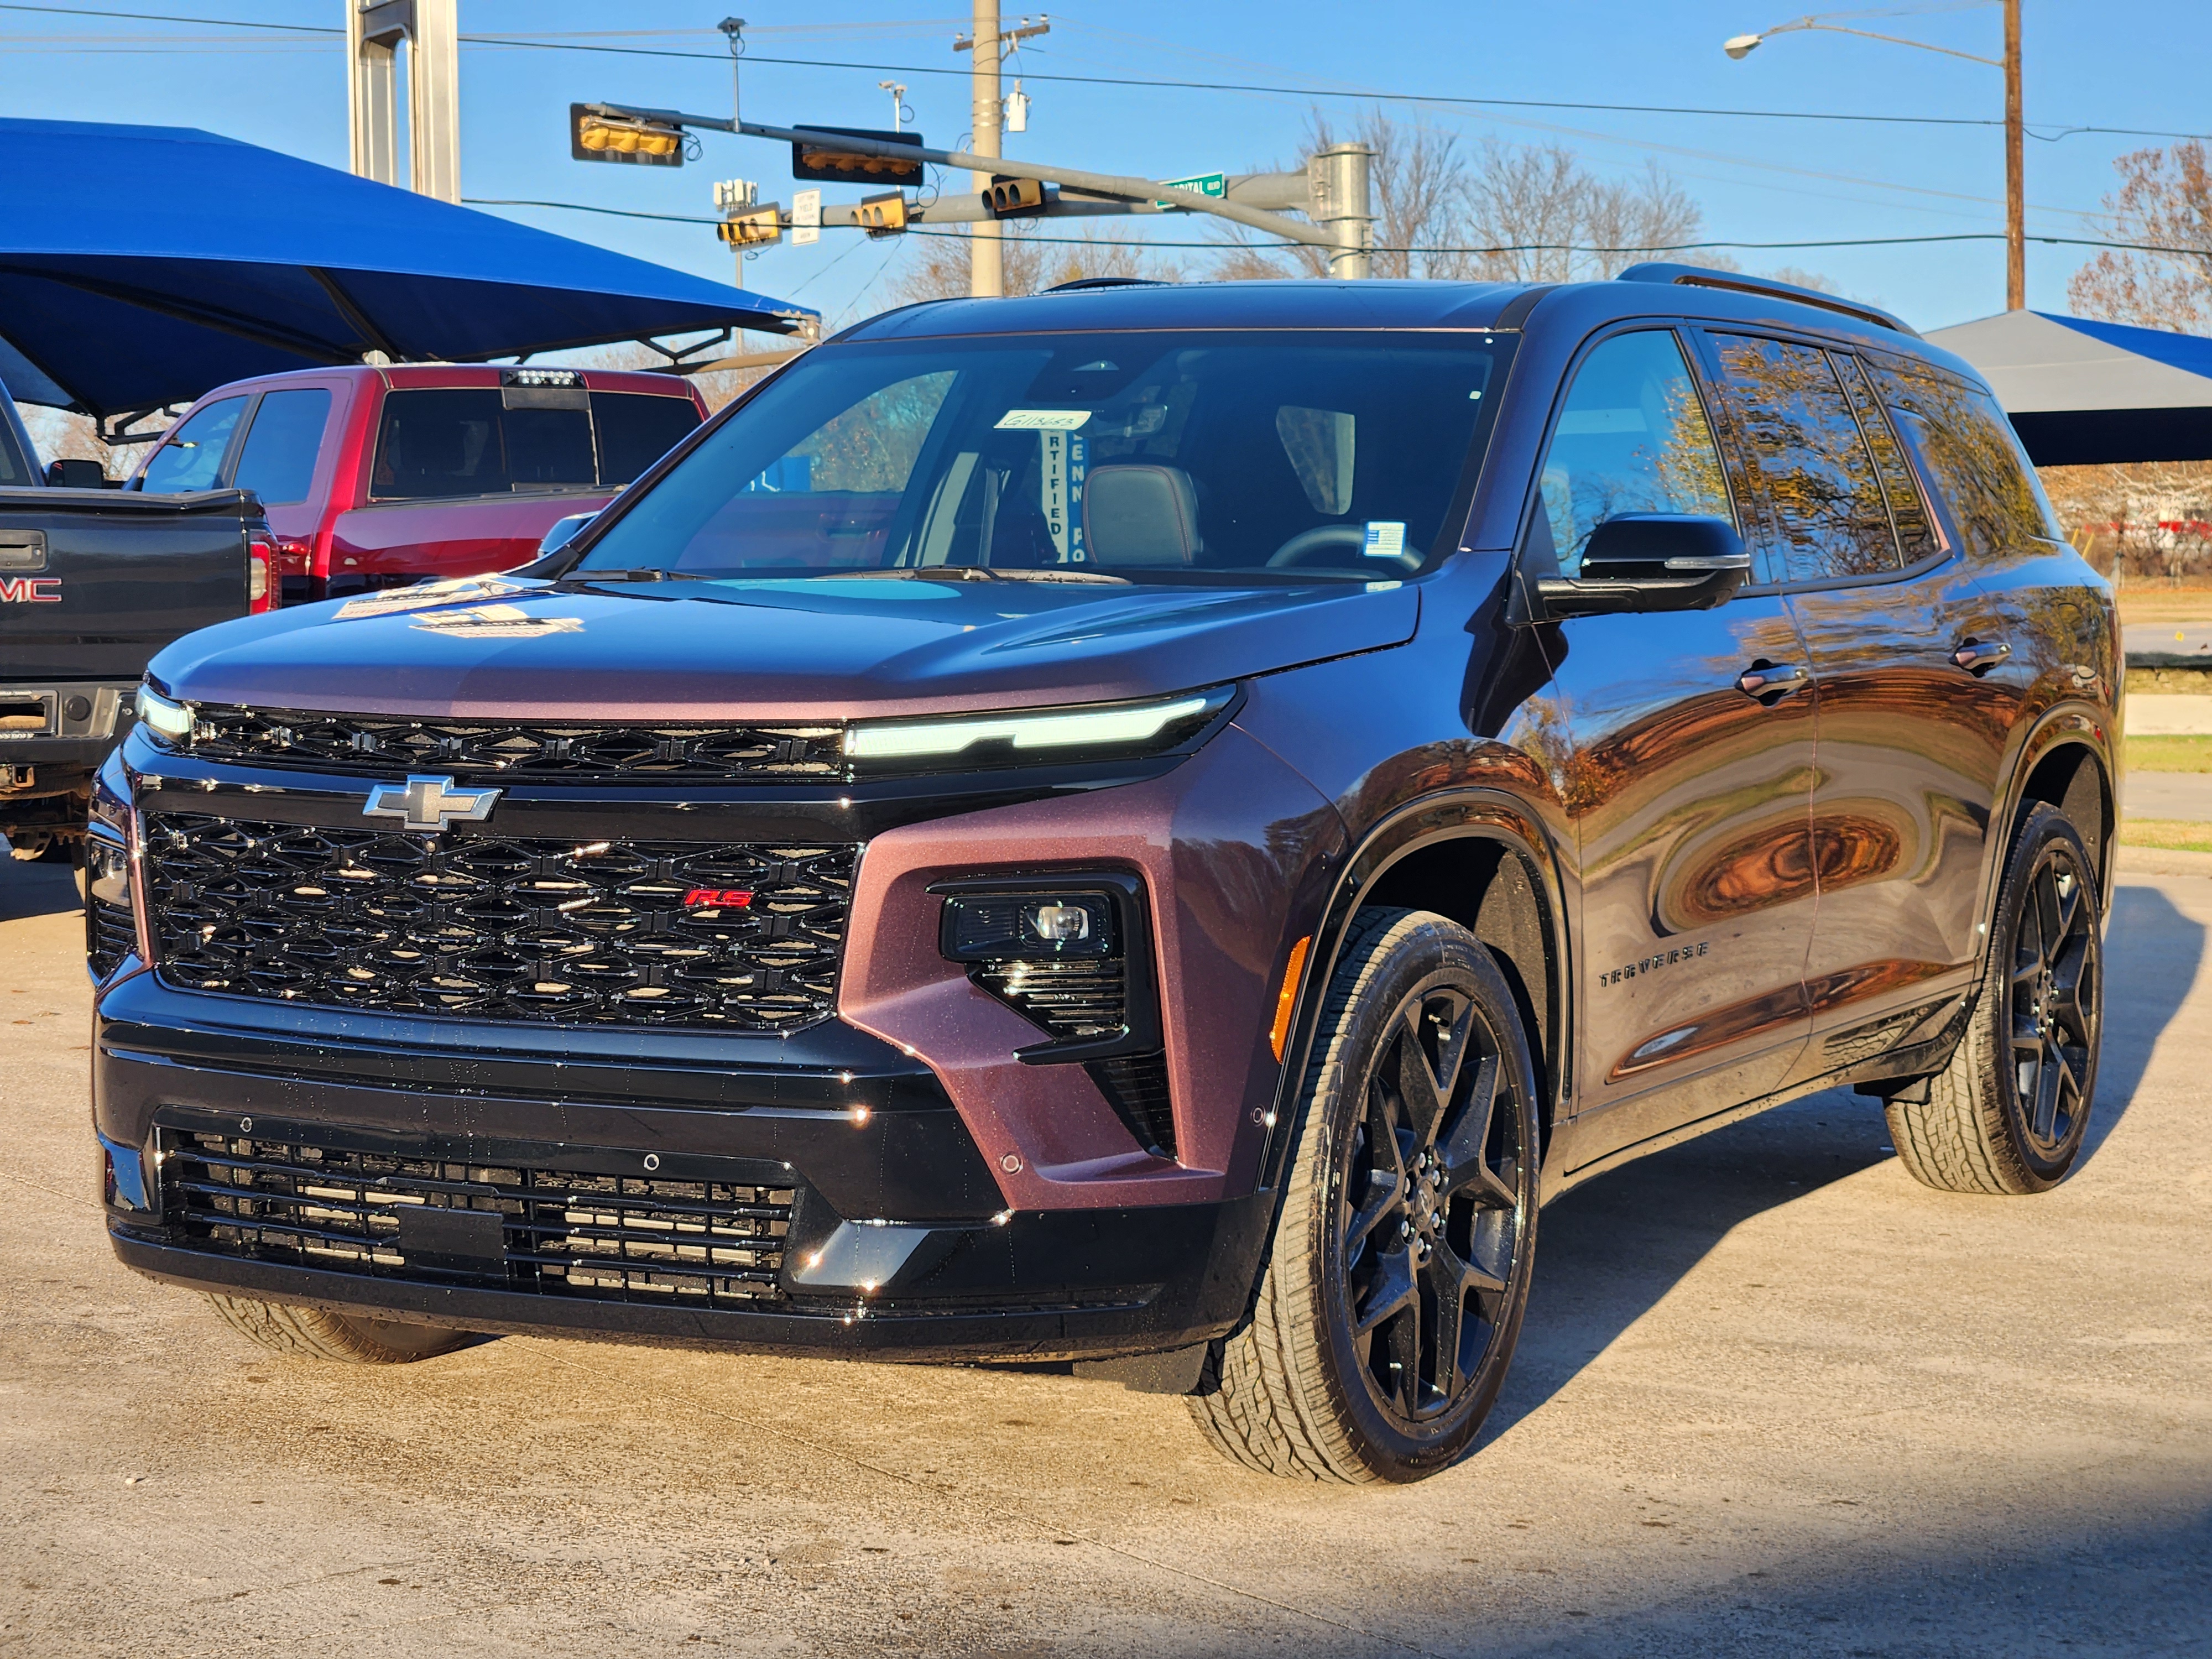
<box><xmin>134</xmin><ymin>684</ymin><xmax>195</xmax><ymax>744</ymax></box>
<box><xmin>846</xmin><ymin>686</ymin><xmax>1233</xmax><ymax>768</ymax></box>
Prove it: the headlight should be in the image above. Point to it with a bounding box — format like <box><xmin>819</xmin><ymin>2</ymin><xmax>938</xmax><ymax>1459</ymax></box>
<box><xmin>846</xmin><ymin>686</ymin><xmax>1233</xmax><ymax>766</ymax></box>
<box><xmin>134</xmin><ymin>684</ymin><xmax>194</xmax><ymax>743</ymax></box>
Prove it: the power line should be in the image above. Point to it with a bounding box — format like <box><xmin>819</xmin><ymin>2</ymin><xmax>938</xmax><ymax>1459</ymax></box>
<box><xmin>8</xmin><ymin>1</ymin><xmax>2209</xmax><ymax>143</ymax></box>
<box><xmin>462</xmin><ymin>199</ymin><xmax>2212</xmax><ymax>262</ymax></box>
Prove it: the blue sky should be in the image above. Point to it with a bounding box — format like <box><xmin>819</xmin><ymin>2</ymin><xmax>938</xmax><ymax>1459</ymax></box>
<box><xmin>2</xmin><ymin>0</ymin><xmax>2205</xmax><ymax>338</ymax></box>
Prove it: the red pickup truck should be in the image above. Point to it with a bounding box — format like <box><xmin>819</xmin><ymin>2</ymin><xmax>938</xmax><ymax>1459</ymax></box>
<box><xmin>128</xmin><ymin>364</ymin><xmax>707</xmax><ymax>600</ymax></box>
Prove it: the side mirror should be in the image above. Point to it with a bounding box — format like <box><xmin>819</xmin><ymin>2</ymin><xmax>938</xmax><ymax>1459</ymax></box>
<box><xmin>1535</xmin><ymin>514</ymin><xmax>1751</xmax><ymax>618</ymax></box>
<box><xmin>45</xmin><ymin>458</ymin><xmax>111</xmax><ymax>489</ymax></box>
<box><xmin>537</xmin><ymin>511</ymin><xmax>597</xmax><ymax>558</ymax></box>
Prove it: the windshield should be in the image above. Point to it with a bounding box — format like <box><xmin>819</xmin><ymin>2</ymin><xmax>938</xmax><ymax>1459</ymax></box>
<box><xmin>572</xmin><ymin>330</ymin><xmax>1511</xmax><ymax>583</ymax></box>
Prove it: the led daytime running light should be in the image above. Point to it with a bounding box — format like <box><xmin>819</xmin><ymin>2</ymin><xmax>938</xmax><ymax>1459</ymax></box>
<box><xmin>134</xmin><ymin>685</ymin><xmax>195</xmax><ymax>741</ymax></box>
<box><xmin>846</xmin><ymin>691</ymin><xmax>1220</xmax><ymax>763</ymax></box>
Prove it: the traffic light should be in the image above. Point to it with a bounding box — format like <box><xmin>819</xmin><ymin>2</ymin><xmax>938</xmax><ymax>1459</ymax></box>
<box><xmin>571</xmin><ymin>104</ymin><xmax>684</xmax><ymax>166</ymax></box>
<box><xmin>718</xmin><ymin>206</ymin><xmax>783</xmax><ymax>247</ymax></box>
<box><xmin>986</xmin><ymin>174</ymin><xmax>1047</xmax><ymax>219</ymax></box>
<box><xmin>791</xmin><ymin>126</ymin><xmax>925</xmax><ymax>186</ymax></box>
<box><xmin>855</xmin><ymin>192</ymin><xmax>910</xmax><ymax>237</ymax></box>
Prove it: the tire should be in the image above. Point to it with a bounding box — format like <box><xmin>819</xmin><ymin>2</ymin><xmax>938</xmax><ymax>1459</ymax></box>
<box><xmin>1887</xmin><ymin>802</ymin><xmax>2103</xmax><ymax>1195</ymax></box>
<box><xmin>205</xmin><ymin>1295</ymin><xmax>474</xmax><ymax>1363</ymax></box>
<box><xmin>1188</xmin><ymin>907</ymin><xmax>1541</xmax><ymax>1483</ymax></box>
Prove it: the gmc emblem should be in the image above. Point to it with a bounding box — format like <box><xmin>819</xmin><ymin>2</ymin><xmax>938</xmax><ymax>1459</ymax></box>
<box><xmin>684</xmin><ymin>888</ymin><xmax>753</xmax><ymax>908</ymax></box>
<box><xmin>0</xmin><ymin>577</ymin><xmax>60</xmax><ymax>603</ymax></box>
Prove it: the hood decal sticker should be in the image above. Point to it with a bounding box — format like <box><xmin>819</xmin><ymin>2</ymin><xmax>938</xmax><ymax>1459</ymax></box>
<box><xmin>409</xmin><ymin>603</ymin><xmax>584</xmax><ymax>638</ymax></box>
<box><xmin>333</xmin><ymin>576</ymin><xmax>538</xmax><ymax>622</ymax></box>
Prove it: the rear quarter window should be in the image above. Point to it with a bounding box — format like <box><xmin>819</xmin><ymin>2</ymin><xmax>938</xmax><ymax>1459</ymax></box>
<box><xmin>231</xmin><ymin>388</ymin><xmax>333</xmax><ymax>506</ymax></box>
<box><xmin>1871</xmin><ymin>359</ymin><xmax>2063</xmax><ymax>562</ymax></box>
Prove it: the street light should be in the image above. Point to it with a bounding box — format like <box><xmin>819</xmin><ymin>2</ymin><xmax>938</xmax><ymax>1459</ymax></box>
<box><xmin>1724</xmin><ymin>3</ymin><xmax>2027</xmax><ymax>310</ymax></box>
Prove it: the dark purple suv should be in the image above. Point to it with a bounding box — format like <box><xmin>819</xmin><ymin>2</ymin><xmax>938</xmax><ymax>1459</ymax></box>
<box><xmin>87</xmin><ymin>270</ymin><xmax>2117</xmax><ymax>1483</ymax></box>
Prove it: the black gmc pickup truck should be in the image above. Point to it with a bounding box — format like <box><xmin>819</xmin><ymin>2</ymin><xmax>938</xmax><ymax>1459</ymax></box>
<box><xmin>0</xmin><ymin>378</ymin><xmax>274</xmax><ymax>860</ymax></box>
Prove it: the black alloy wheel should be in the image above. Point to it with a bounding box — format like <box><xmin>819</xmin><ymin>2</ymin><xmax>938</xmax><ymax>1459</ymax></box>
<box><xmin>2006</xmin><ymin>834</ymin><xmax>2099</xmax><ymax>1164</ymax></box>
<box><xmin>1888</xmin><ymin>802</ymin><xmax>2104</xmax><ymax>1196</ymax></box>
<box><xmin>1333</xmin><ymin>980</ymin><xmax>1530</xmax><ymax>1433</ymax></box>
<box><xmin>1188</xmin><ymin>907</ymin><xmax>1541</xmax><ymax>1482</ymax></box>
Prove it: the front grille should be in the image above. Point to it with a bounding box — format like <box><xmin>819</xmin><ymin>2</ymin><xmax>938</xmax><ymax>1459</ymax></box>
<box><xmin>180</xmin><ymin>705</ymin><xmax>844</xmax><ymax>782</ymax></box>
<box><xmin>159</xmin><ymin>1128</ymin><xmax>795</xmax><ymax>1305</ymax></box>
<box><xmin>144</xmin><ymin>812</ymin><xmax>854</xmax><ymax>1030</ymax></box>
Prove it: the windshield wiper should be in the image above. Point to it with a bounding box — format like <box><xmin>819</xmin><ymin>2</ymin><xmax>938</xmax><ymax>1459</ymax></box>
<box><xmin>796</xmin><ymin>566</ymin><xmax>1130</xmax><ymax>586</ymax></box>
<box><xmin>560</xmin><ymin>568</ymin><xmax>704</xmax><ymax>585</ymax></box>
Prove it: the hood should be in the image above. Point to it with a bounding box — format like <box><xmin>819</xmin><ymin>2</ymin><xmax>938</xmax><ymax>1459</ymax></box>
<box><xmin>150</xmin><ymin>573</ymin><xmax>1421</xmax><ymax>721</ymax></box>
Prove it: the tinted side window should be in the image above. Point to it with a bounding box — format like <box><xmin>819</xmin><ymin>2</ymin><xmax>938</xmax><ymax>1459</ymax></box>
<box><xmin>140</xmin><ymin>397</ymin><xmax>246</xmax><ymax>494</ymax></box>
<box><xmin>1536</xmin><ymin>329</ymin><xmax>1733</xmax><ymax>577</ymax></box>
<box><xmin>1872</xmin><ymin>361</ymin><xmax>2062</xmax><ymax>562</ymax></box>
<box><xmin>592</xmin><ymin>392</ymin><xmax>701</xmax><ymax>487</ymax></box>
<box><xmin>0</xmin><ymin>414</ymin><xmax>28</xmax><ymax>486</ymax></box>
<box><xmin>1834</xmin><ymin>355</ymin><xmax>1939</xmax><ymax>565</ymax></box>
<box><xmin>230</xmin><ymin>388</ymin><xmax>332</xmax><ymax>507</ymax></box>
<box><xmin>1709</xmin><ymin>334</ymin><xmax>1900</xmax><ymax>583</ymax></box>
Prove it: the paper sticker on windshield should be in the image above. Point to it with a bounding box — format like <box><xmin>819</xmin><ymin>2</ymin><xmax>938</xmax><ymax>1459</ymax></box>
<box><xmin>996</xmin><ymin>409</ymin><xmax>1092</xmax><ymax>431</ymax></box>
<box><xmin>333</xmin><ymin>576</ymin><xmax>533</xmax><ymax>622</ymax></box>
<box><xmin>1363</xmin><ymin>521</ymin><xmax>1408</xmax><ymax>560</ymax></box>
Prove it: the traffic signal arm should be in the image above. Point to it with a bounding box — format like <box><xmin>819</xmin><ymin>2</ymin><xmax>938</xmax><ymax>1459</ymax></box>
<box><xmin>596</xmin><ymin>103</ymin><xmax>1338</xmax><ymax>251</ymax></box>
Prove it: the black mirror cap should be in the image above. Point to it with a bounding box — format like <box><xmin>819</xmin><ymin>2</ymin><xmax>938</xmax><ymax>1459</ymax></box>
<box><xmin>1534</xmin><ymin>514</ymin><xmax>1752</xmax><ymax>618</ymax></box>
<box><xmin>1580</xmin><ymin>513</ymin><xmax>1749</xmax><ymax>577</ymax></box>
<box><xmin>45</xmin><ymin>457</ymin><xmax>112</xmax><ymax>489</ymax></box>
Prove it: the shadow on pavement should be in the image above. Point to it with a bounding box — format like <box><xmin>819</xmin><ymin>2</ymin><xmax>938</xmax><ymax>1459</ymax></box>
<box><xmin>0</xmin><ymin>849</ymin><xmax>81</xmax><ymax>924</ymax></box>
<box><xmin>1493</xmin><ymin>1504</ymin><xmax>2212</xmax><ymax>1657</ymax></box>
<box><xmin>1485</xmin><ymin>875</ymin><xmax>2204</xmax><ymax>1447</ymax></box>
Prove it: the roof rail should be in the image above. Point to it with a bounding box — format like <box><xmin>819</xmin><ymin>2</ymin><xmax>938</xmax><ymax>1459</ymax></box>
<box><xmin>1042</xmin><ymin>276</ymin><xmax>1174</xmax><ymax>294</ymax></box>
<box><xmin>1616</xmin><ymin>262</ymin><xmax>1917</xmax><ymax>338</ymax></box>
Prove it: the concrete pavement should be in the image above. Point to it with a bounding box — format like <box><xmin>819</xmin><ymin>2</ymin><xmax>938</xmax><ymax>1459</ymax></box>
<box><xmin>2128</xmin><ymin>771</ymin><xmax>2212</xmax><ymax>821</ymax></box>
<box><xmin>3</xmin><ymin>855</ymin><xmax>2208</xmax><ymax>1657</ymax></box>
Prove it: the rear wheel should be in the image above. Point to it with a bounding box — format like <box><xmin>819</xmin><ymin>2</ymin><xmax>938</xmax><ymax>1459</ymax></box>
<box><xmin>1888</xmin><ymin>803</ymin><xmax>2102</xmax><ymax>1194</ymax></box>
<box><xmin>205</xmin><ymin>1295</ymin><xmax>474</xmax><ymax>1363</ymax></box>
<box><xmin>1188</xmin><ymin>907</ymin><xmax>1541</xmax><ymax>1483</ymax></box>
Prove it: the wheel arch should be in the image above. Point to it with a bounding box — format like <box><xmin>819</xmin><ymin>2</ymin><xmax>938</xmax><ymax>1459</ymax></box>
<box><xmin>1996</xmin><ymin>704</ymin><xmax>2116</xmax><ymax>916</ymax></box>
<box><xmin>1257</xmin><ymin>789</ymin><xmax>1572</xmax><ymax>1190</ymax></box>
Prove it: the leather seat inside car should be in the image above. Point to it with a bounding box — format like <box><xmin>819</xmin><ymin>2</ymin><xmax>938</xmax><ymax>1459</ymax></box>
<box><xmin>1083</xmin><ymin>464</ymin><xmax>1201</xmax><ymax>566</ymax></box>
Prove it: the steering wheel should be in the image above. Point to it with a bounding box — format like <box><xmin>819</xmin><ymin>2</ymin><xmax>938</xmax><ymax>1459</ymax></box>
<box><xmin>1265</xmin><ymin>523</ymin><xmax>1420</xmax><ymax>572</ymax></box>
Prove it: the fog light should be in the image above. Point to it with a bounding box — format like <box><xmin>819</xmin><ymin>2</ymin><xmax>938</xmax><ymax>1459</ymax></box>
<box><xmin>1027</xmin><ymin>902</ymin><xmax>1091</xmax><ymax>943</ymax></box>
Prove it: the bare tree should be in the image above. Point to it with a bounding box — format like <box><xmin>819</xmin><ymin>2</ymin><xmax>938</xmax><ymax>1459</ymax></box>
<box><xmin>1215</xmin><ymin>111</ymin><xmax>1710</xmax><ymax>285</ymax></box>
<box><xmin>2068</xmin><ymin>140</ymin><xmax>2212</xmax><ymax>332</ymax></box>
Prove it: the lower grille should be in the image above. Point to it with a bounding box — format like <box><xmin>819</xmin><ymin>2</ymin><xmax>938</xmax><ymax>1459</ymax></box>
<box><xmin>159</xmin><ymin>1128</ymin><xmax>794</xmax><ymax>1305</ymax></box>
<box><xmin>143</xmin><ymin>812</ymin><xmax>855</xmax><ymax>1030</ymax></box>
<box><xmin>975</xmin><ymin>956</ymin><xmax>1125</xmax><ymax>1040</ymax></box>
<box><xmin>87</xmin><ymin>896</ymin><xmax>136</xmax><ymax>978</ymax></box>
<box><xmin>1088</xmin><ymin>1054</ymin><xmax>1177</xmax><ymax>1157</ymax></box>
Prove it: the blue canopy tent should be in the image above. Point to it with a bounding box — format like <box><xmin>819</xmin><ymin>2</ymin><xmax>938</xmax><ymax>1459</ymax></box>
<box><xmin>0</xmin><ymin>117</ymin><xmax>814</xmax><ymax>430</ymax></box>
<box><xmin>1926</xmin><ymin>310</ymin><xmax>2212</xmax><ymax>467</ymax></box>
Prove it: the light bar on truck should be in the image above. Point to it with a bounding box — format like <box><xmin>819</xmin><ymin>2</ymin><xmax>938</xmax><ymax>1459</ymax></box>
<box><xmin>845</xmin><ymin>686</ymin><xmax>1233</xmax><ymax>765</ymax></box>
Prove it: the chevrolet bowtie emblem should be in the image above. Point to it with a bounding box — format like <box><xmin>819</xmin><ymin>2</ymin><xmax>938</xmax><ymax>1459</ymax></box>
<box><xmin>363</xmin><ymin>774</ymin><xmax>502</xmax><ymax>832</ymax></box>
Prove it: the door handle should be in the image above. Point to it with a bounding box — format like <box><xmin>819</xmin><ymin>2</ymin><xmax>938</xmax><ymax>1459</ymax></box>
<box><xmin>1952</xmin><ymin>638</ymin><xmax>2012</xmax><ymax>675</ymax></box>
<box><xmin>1735</xmin><ymin>661</ymin><xmax>1810</xmax><ymax>703</ymax></box>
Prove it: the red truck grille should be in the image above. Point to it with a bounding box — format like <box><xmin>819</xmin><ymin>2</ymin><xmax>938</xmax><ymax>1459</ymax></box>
<box><xmin>143</xmin><ymin>812</ymin><xmax>854</xmax><ymax>1030</ymax></box>
<box><xmin>180</xmin><ymin>705</ymin><xmax>844</xmax><ymax>782</ymax></box>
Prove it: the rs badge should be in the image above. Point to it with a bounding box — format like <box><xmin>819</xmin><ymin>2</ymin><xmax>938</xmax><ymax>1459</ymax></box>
<box><xmin>363</xmin><ymin>774</ymin><xmax>502</xmax><ymax>832</ymax></box>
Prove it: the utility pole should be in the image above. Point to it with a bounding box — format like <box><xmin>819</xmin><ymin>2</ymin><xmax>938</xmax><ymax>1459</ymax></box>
<box><xmin>957</xmin><ymin>9</ymin><xmax>1052</xmax><ymax>297</ymax></box>
<box><xmin>967</xmin><ymin>2</ymin><xmax>1002</xmax><ymax>298</ymax></box>
<box><xmin>2003</xmin><ymin>0</ymin><xmax>2025</xmax><ymax>310</ymax></box>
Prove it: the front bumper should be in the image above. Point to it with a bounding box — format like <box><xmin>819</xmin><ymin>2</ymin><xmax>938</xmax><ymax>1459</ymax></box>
<box><xmin>94</xmin><ymin>973</ymin><xmax>1268</xmax><ymax>1358</ymax></box>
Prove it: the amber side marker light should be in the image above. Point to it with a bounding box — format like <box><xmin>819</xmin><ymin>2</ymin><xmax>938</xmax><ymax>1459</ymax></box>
<box><xmin>1270</xmin><ymin>936</ymin><xmax>1312</xmax><ymax>1061</ymax></box>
